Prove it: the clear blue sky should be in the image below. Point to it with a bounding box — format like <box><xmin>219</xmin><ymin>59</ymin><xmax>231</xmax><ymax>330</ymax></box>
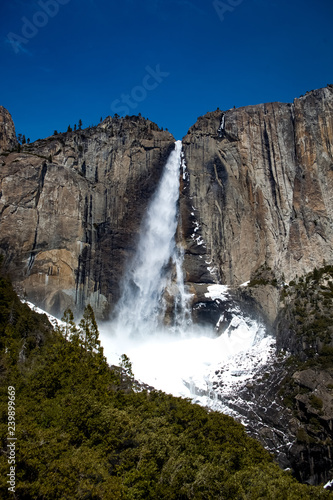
<box><xmin>1</xmin><ymin>0</ymin><xmax>333</xmax><ymax>141</ymax></box>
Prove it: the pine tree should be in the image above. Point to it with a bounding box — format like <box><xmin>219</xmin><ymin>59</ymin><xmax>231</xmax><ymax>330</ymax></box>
<box><xmin>67</xmin><ymin>125</ymin><xmax>72</xmax><ymax>132</ymax></box>
<box><xmin>78</xmin><ymin>119</ymin><xmax>82</xmax><ymax>130</ymax></box>
<box><xmin>79</xmin><ymin>305</ymin><xmax>100</xmax><ymax>353</ymax></box>
<box><xmin>119</xmin><ymin>353</ymin><xmax>134</xmax><ymax>386</ymax></box>
<box><xmin>61</xmin><ymin>308</ymin><xmax>77</xmax><ymax>341</ymax></box>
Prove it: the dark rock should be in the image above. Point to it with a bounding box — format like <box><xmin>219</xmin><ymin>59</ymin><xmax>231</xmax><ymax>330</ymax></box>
<box><xmin>0</xmin><ymin>114</ymin><xmax>174</xmax><ymax>318</ymax></box>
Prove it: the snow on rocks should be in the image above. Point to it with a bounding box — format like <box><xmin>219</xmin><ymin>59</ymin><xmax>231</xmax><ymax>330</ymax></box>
<box><xmin>22</xmin><ymin>300</ymin><xmax>66</xmax><ymax>329</ymax></box>
<box><xmin>324</xmin><ymin>479</ymin><xmax>333</xmax><ymax>490</ymax></box>
<box><xmin>181</xmin><ymin>150</ymin><xmax>189</xmax><ymax>181</ymax></box>
<box><xmin>204</xmin><ymin>284</ymin><xmax>229</xmax><ymax>302</ymax></box>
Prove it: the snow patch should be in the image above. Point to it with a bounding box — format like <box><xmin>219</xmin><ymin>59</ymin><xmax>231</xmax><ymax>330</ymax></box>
<box><xmin>205</xmin><ymin>284</ymin><xmax>229</xmax><ymax>301</ymax></box>
<box><xmin>22</xmin><ymin>300</ymin><xmax>66</xmax><ymax>329</ymax></box>
<box><xmin>181</xmin><ymin>151</ymin><xmax>188</xmax><ymax>181</ymax></box>
<box><xmin>324</xmin><ymin>479</ymin><xmax>333</xmax><ymax>489</ymax></box>
<box><xmin>100</xmin><ymin>310</ymin><xmax>273</xmax><ymax>420</ymax></box>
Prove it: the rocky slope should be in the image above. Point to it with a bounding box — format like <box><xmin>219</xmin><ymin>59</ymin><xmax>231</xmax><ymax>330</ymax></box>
<box><xmin>178</xmin><ymin>86</ymin><xmax>333</xmax><ymax>485</ymax></box>
<box><xmin>0</xmin><ymin>106</ymin><xmax>17</xmax><ymax>153</ymax></box>
<box><xmin>180</xmin><ymin>266</ymin><xmax>333</xmax><ymax>486</ymax></box>
<box><xmin>1</xmin><ymin>87</ymin><xmax>333</xmax><ymax>485</ymax></box>
<box><xmin>181</xmin><ymin>85</ymin><xmax>333</xmax><ymax>324</ymax></box>
<box><xmin>0</xmin><ymin>114</ymin><xmax>174</xmax><ymax>317</ymax></box>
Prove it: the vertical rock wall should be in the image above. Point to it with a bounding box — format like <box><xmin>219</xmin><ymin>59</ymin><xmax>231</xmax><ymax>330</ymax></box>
<box><xmin>181</xmin><ymin>86</ymin><xmax>333</xmax><ymax>321</ymax></box>
<box><xmin>0</xmin><ymin>114</ymin><xmax>174</xmax><ymax>318</ymax></box>
<box><xmin>0</xmin><ymin>106</ymin><xmax>17</xmax><ymax>153</ymax></box>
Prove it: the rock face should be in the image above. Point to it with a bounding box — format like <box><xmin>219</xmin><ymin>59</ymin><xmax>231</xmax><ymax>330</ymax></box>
<box><xmin>1</xmin><ymin>87</ymin><xmax>333</xmax><ymax>486</ymax></box>
<box><xmin>181</xmin><ymin>85</ymin><xmax>333</xmax><ymax>323</ymax></box>
<box><xmin>0</xmin><ymin>106</ymin><xmax>17</xmax><ymax>152</ymax></box>
<box><xmin>0</xmin><ymin>114</ymin><xmax>174</xmax><ymax>318</ymax></box>
<box><xmin>2</xmin><ymin>87</ymin><xmax>332</xmax><ymax>322</ymax></box>
<box><xmin>177</xmin><ymin>87</ymin><xmax>333</xmax><ymax>485</ymax></box>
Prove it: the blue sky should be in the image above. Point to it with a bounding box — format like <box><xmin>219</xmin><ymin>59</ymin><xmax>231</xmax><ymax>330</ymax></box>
<box><xmin>1</xmin><ymin>0</ymin><xmax>333</xmax><ymax>141</ymax></box>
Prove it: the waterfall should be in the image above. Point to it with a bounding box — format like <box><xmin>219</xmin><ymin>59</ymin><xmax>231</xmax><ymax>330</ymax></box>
<box><xmin>100</xmin><ymin>139</ymin><xmax>274</xmax><ymax>419</ymax></box>
<box><xmin>114</xmin><ymin>140</ymin><xmax>191</xmax><ymax>336</ymax></box>
<box><xmin>172</xmin><ymin>245</ymin><xmax>192</xmax><ymax>331</ymax></box>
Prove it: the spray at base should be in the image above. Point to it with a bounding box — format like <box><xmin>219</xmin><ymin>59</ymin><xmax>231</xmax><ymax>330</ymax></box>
<box><xmin>113</xmin><ymin>140</ymin><xmax>191</xmax><ymax>338</ymax></box>
<box><xmin>104</xmin><ymin>140</ymin><xmax>274</xmax><ymax>413</ymax></box>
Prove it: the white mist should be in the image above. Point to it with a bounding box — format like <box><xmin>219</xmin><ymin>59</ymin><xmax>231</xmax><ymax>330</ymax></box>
<box><xmin>113</xmin><ymin>140</ymin><xmax>189</xmax><ymax>336</ymax></box>
<box><xmin>99</xmin><ymin>141</ymin><xmax>274</xmax><ymax>415</ymax></box>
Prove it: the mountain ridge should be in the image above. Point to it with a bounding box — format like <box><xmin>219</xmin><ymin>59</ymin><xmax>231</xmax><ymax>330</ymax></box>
<box><xmin>1</xmin><ymin>84</ymin><xmax>333</xmax><ymax>484</ymax></box>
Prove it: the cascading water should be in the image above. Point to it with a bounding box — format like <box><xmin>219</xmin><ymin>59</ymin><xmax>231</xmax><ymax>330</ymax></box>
<box><xmin>114</xmin><ymin>140</ymin><xmax>191</xmax><ymax>336</ymax></box>
<box><xmin>102</xmin><ymin>138</ymin><xmax>273</xmax><ymax>420</ymax></box>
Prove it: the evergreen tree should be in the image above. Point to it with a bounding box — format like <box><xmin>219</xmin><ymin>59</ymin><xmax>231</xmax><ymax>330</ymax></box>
<box><xmin>78</xmin><ymin>119</ymin><xmax>83</xmax><ymax>130</ymax></box>
<box><xmin>120</xmin><ymin>353</ymin><xmax>134</xmax><ymax>380</ymax></box>
<box><xmin>61</xmin><ymin>308</ymin><xmax>77</xmax><ymax>341</ymax></box>
<box><xmin>67</xmin><ymin>125</ymin><xmax>72</xmax><ymax>132</ymax></box>
<box><xmin>313</xmin><ymin>267</ymin><xmax>321</xmax><ymax>281</ymax></box>
<box><xmin>74</xmin><ymin>124</ymin><xmax>77</xmax><ymax>131</ymax></box>
<box><xmin>0</xmin><ymin>271</ymin><xmax>332</xmax><ymax>499</ymax></box>
<box><xmin>22</xmin><ymin>135</ymin><xmax>26</xmax><ymax>144</ymax></box>
<box><xmin>79</xmin><ymin>304</ymin><xmax>100</xmax><ymax>353</ymax></box>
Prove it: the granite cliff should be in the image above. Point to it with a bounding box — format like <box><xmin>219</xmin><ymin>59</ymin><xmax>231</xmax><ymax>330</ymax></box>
<box><xmin>0</xmin><ymin>114</ymin><xmax>174</xmax><ymax>317</ymax></box>
<box><xmin>1</xmin><ymin>86</ymin><xmax>333</xmax><ymax>485</ymax></box>
<box><xmin>181</xmin><ymin>85</ymin><xmax>333</xmax><ymax>325</ymax></box>
<box><xmin>177</xmin><ymin>86</ymin><xmax>333</xmax><ymax>484</ymax></box>
<box><xmin>1</xmin><ymin>88</ymin><xmax>332</xmax><ymax>321</ymax></box>
<box><xmin>0</xmin><ymin>105</ymin><xmax>17</xmax><ymax>153</ymax></box>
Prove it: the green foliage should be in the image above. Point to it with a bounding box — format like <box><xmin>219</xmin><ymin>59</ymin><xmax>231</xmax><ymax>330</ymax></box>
<box><xmin>0</xmin><ymin>273</ymin><xmax>51</xmax><ymax>376</ymax></box>
<box><xmin>276</xmin><ymin>264</ymin><xmax>333</xmax><ymax>465</ymax></box>
<box><xmin>248</xmin><ymin>263</ymin><xmax>279</xmax><ymax>288</ymax></box>
<box><xmin>296</xmin><ymin>428</ymin><xmax>310</xmax><ymax>443</ymax></box>
<box><xmin>249</xmin><ymin>277</ymin><xmax>270</xmax><ymax>287</ymax></box>
<box><xmin>61</xmin><ymin>307</ymin><xmax>77</xmax><ymax>340</ymax></box>
<box><xmin>119</xmin><ymin>353</ymin><xmax>135</xmax><ymax>388</ymax></box>
<box><xmin>0</xmin><ymin>273</ymin><xmax>332</xmax><ymax>498</ymax></box>
<box><xmin>78</xmin><ymin>304</ymin><xmax>100</xmax><ymax>352</ymax></box>
<box><xmin>309</xmin><ymin>394</ymin><xmax>323</xmax><ymax>411</ymax></box>
<box><xmin>280</xmin><ymin>265</ymin><xmax>333</xmax><ymax>361</ymax></box>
